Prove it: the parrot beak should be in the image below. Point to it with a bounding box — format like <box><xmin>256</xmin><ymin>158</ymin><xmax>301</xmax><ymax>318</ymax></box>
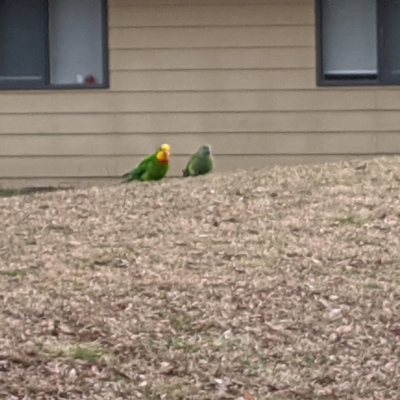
<box><xmin>164</xmin><ymin>149</ymin><xmax>171</xmax><ymax>160</ymax></box>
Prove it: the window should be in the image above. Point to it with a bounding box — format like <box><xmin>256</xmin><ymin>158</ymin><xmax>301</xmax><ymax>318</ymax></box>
<box><xmin>316</xmin><ymin>0</ymin><xmax>400</xmax><ymax>86</ymax></box>
<box><xmin>0</xmin><ymin>0</ymin><xmax>109</xmax><ymax>90</ymax></box>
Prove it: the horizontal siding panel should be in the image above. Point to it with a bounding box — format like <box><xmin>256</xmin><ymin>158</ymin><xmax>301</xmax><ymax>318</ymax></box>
<box><xmin>111</xmin><ymin>47</ymin><xmax>314</xmax><ymax>70</ymax></box>
<box><xmin>375</xmin><ymin>91</ymin><xmax>400</xmax><ymax>109</ymax></box>
<box><xmin>0</xmin><ymin>115</ymin><xmax>116</xmax><ymax>134</ymax></box>
<box><xmin>0</xmin><ymin>154</ymin><xmax>375</xmax><ymax>179</ymax></box>
<box><xmin>0</xmin><ymin>93</ymin><xmax>117</xmax><ymax>114</ymax></box>
<box><xmin>0</xmin><ymin>132</ymin><xmax>378</xmax><ymax>157</ymax></box>
<box><xmin>111</xmin><ymin>69</ymin><xmax>316</xmax><ymax>90</ymax></box>
<box><xmin>109</xmin><ymin>4</ymin><xmax>314</xmax><ymax>27</ymax></box>
<box><xmin>376</xmin><ymin>132</ymin><xmax>400</xmax><ymax>153</ymax></box>
<box><xmin>0</xmin><ymin>90</ymin><xmax>388</xmax><ymax>114</ymax></box>
<box><xmin>109</xmin><ymin>26</ymin><xmax>314</xmax><ymax>49</ymax></box>
<box><xmin>0</xmin><ymin>112</ymin><xmax>396</xmax><ymax>134</ymax></box>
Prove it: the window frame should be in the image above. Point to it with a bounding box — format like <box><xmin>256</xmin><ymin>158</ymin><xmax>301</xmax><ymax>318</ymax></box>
<box><xmin>0</xmin><ymin>0</ymin><xmax>109</xmax><ymax>91</ymax></box>
<box><xmin>315</xmin><ymin>0</ymin><xmax>399</xmax><ymax>87</ymax></box>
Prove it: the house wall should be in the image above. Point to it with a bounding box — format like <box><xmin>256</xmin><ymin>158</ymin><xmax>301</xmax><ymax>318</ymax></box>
<box><xmin>0</xmin><ymin>0</ymin><xmax>399</xmax><ymax>187</ymax></box>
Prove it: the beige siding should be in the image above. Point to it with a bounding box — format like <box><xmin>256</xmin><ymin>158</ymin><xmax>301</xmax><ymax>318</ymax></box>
<box><xmin>0</xmin><ymin>132</ymin><xmax>381</xmax><ymax>156</ymax></box>
<box><xmin>4</xmin><ymin>112</ymin><xmax>400</xmax><ymax>134</ymax></box>
<box><xmin>1</xmin><ymin>0</ymin><xmax>400</xmax><ymax>184</ymax></box>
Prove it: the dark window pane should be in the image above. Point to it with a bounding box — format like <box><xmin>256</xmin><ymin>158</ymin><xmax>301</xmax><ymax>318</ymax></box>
<box><xmin>0</xmin><ymin>0</ymin><xmax>47</xmax><ymax>81</ymax></box>
<box><xmin>381</xmin><ymin>0</ymin><xmax>400</xmax><ymax>82</ymax></box>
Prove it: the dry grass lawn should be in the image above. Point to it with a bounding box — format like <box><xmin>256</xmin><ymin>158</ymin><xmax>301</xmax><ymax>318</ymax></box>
<box><xmin>1</xmin><ymin>156</ymin><xmax>400</xmax><ymax>400</ymax></box>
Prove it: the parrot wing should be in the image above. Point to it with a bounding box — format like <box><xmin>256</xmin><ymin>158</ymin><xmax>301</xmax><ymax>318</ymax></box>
<box><xmin>122</xmin><ymin>153</ymin><xmax>155</xmax><ymax>182</ymax></box>
<box><xmin>182</xmin><ymin>153</ymin><xmax>197</xmax><ymax>177</ymax></box>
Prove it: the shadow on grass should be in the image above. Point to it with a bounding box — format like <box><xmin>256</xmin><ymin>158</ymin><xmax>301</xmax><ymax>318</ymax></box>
<box><xmin>0</xmin><ymin>186</ymin><xmax>74</xmax><ymax>198</ymax></box>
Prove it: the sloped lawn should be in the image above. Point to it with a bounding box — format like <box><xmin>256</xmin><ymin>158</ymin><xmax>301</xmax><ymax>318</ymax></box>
<box><xmin>1</xmin><ymin>156</ymin><xmax>400</xmax><ymax>399</ymax></box>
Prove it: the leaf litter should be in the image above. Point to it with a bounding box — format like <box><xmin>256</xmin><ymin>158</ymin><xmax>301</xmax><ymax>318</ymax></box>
<box><xmin>1</xmin><ymin>156</ymin><xmax>400</xmax><ymax>399</ymax></box>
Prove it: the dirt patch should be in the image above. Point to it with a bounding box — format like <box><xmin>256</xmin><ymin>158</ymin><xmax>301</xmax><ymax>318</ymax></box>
<box><xmin>1</xmin><ymin>156</ymin><xmax>400</xmax><ymax>399</ymax></box>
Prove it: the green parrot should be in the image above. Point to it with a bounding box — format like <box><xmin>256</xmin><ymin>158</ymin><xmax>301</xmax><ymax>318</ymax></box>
<box><xmin>121</xmin><ymin>143</ymin><xmax>171</xmax><ymax>182</ymax></box>
<box><xmin>182</xmin><ymin>144</ymin><xmax>214</xmax><ymax>177</ymax></box>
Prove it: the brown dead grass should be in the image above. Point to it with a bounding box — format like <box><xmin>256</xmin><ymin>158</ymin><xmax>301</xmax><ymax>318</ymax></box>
<box><xmin>1</xmin><ymin>156</ymin><xmax>400</xmax><ymax>399</ymax></box>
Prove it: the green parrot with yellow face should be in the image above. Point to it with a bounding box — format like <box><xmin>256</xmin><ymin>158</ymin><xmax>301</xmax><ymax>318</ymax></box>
<box><xmin>182</xmin><ymin>144</ymin><xmax>214</xmax><ymax>177</ymax></box>
<box><xmin>122</xmin><ymin>144</ymin><xmax>171</xmax><ymax>182</ymax></box>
